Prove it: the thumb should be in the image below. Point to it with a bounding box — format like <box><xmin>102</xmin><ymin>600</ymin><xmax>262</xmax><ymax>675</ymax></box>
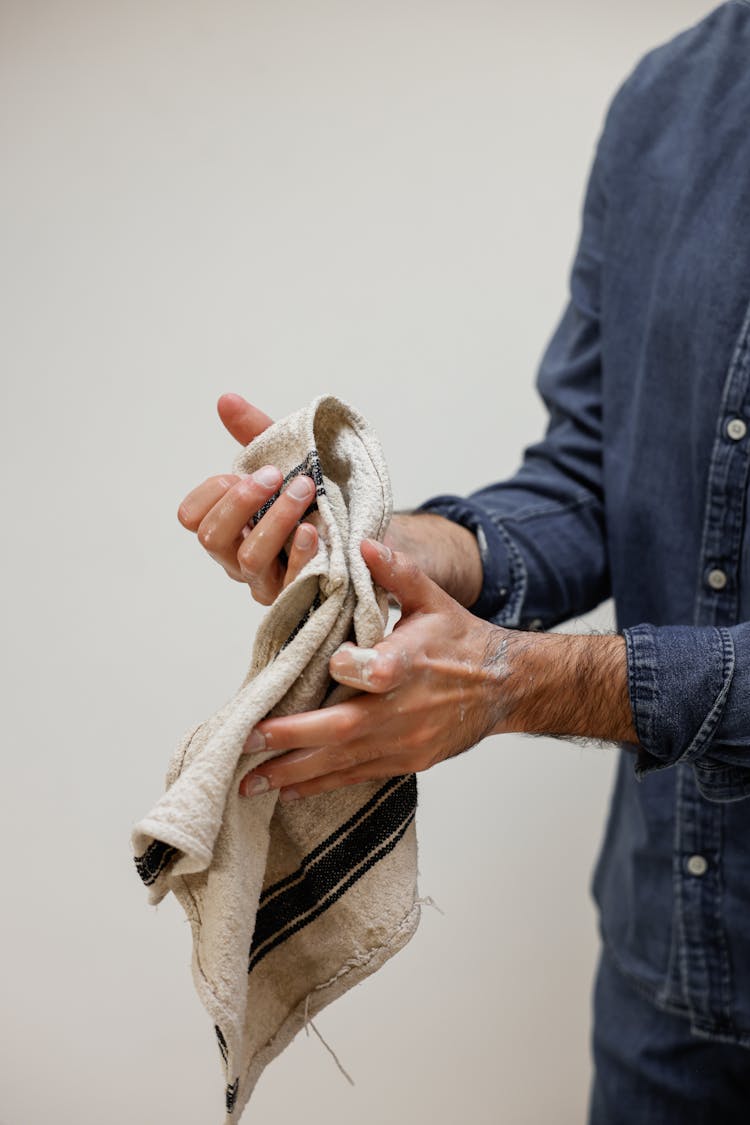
<box><xmin>360</xmin><ymin>538</ymin><xmax>442</xmax><ymax>615</ymax></box>
<box><xmin>217</xmin><ymin>392</ymin><xmax>275</xmax><ymax>446</ymax></box>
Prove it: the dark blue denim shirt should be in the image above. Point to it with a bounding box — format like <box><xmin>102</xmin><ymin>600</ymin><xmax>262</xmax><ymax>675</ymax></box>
<box><xmin>419</xmin><ymin>2</ymin><xmax>750</xmax><ymax>1045</ymax></box>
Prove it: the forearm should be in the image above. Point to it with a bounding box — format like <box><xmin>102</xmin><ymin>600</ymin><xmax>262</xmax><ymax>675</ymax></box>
<box><xmin>495</xmin><ymin>630</ymin><xmax>638</xmax><ymax>744</ymax></box>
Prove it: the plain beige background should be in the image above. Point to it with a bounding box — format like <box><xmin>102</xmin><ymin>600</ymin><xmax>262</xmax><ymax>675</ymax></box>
<box><xmin>1</xmin><ymin>2</ymin><xmax>717</xmax><ymax>1123</ymax></box>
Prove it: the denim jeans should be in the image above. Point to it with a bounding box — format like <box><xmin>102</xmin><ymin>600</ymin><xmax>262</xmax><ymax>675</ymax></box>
<box><xmin>587</xmin><ymin>947</ymin><xmax>750</xmax><ymax>1124</ymax></box>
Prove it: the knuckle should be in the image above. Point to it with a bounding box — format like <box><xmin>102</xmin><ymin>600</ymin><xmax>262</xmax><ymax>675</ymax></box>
<box><xmin>197</xmin><ymin>525</ymin><xmax>215</xmax><ymax>550</ymax></box>
<box><xmin>252</xmin><ymin>587</ymin><xmax>275</xmax><ymax>606</ymax></box>
<box><xmin>367</xmin><ymin>657</ymin><xmax>396</xmax><ymax>692</ymax></box>
<box><xmin>399</xmin><ymin>555</ymin><xmax>419</xmax><ymax>582</ymax></box>
<box><xmin>237</xmin><ymin>544</ymin><xmax>260</xmax><ymax>580</ymax></box>
<box><xmin>334</xmin><ymin>711</ymin><xmax>360</xmax><ymax>742</ymax></box>
<box><xmin>339</xmin><ymin>769</ymin><xmax>367</xmax><ymax>787</ymax></box>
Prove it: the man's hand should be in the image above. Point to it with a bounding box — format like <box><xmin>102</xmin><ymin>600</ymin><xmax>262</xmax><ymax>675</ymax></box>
<box><xmin>238</xmin><ymin>538</ymin><xmax>507</xmax><ymax>799</ymax></box>
<box><xmin>177</xmin><ymin>391</ymin><xmax>484</xmax><ymax>607</ymax></box>
<box><xmin>177</xmin><ymin>393</ymin><xmax>319</xmax><ymax>604</ymax></box>
<box><xmin>236</xmin><ymin>539</ymin><xmax>639</xmax><ymax>802</ymax></box>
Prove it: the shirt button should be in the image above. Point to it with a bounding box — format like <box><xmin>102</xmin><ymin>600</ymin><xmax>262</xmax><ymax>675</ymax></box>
<box><xmin>727</xmin><ymin>418</ymin><xmax>748</xmax><ymax>441</ymax></box>
<box><xmin>707</xmin><ymin>568</ymin><xmax>728</xmax><ymax>591</ymax></box>
<box><xmin>687</xmin><ymin>854</ymin><xmax>709</xmax><ymax>877</ymax></box>
<box><xmin>528</xmin><ymin>618</ymin><xmax>544</xmax><ymax>631</ymax></box>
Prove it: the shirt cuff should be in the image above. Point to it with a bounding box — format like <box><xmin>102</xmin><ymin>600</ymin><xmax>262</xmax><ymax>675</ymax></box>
<box><xmin>413</xmin><ymin>493</ymin><xmax>521</xmax><ymax>623</ymax></box>
<box><xmin>623</xmin><ymin>623</ymin><xmax>749</xmax><ymax>801</ymax></box>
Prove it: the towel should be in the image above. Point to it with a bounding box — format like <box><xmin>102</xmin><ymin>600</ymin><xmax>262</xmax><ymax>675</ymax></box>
<box><xmin>131</xmin><ymin>395</ymin><xmax>421</xmax><ymax>1122</ymax></box>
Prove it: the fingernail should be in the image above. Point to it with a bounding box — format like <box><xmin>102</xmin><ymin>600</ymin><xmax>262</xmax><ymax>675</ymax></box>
<box><xmin>367</xmin><ymin>538</ymin><xmax>391</xmax><ymax>561</ymax></box>
<box><xmin>242</xmin><ymin>774</ymin><xmax>270</xmax><ymax>796</ymax></box>
<box><xmin>287</xmin><ymin>475</ymin><xmax>313</xmax><ymax>500</ymax></box>
<box><xmin>244</xmin><ymin>729</ymin><xmax>266</xmax><ymax>752</ymax></box>
<box><xmin>295</xmin><ymin>524</ymin><xmax>315</xmax><ymax>550</ymax></box>
<box><xmin>280</xmin><ymin>788</ymin><xmax>300</xmax><ymax>803</ymax></box>
<box><xmin>253</xmin><ymin>465</ymin><xmax>281</xmax><ymax>488</ymax></box>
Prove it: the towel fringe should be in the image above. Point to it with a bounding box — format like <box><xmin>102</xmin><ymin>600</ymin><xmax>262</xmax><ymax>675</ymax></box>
<box><xmin>303</xmin><ymin>994</ymin><xmax>355</xmax><ymax>1087</ymax></box>
<box><xmin>415</xmin><ymin>894</ymin><xmax>446</xmax><ymax>916</ymax></box>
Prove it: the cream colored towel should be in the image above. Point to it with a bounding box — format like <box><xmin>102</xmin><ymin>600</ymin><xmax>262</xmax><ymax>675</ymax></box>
<box><xmin>132</xmin><ymin>395</ymin><xmax>420</xmax><ymax>1122</ymax></box>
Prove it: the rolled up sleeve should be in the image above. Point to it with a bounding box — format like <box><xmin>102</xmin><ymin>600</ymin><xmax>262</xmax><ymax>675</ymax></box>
<box><xmin>412</xmin><ymin>493</ymin><xmax>525</xmax><ymax>625</ymax></box>
<box><xmin>624</xmin><ymin>622</ymin><xmax>750</xmax><ymax>802</ymax></box>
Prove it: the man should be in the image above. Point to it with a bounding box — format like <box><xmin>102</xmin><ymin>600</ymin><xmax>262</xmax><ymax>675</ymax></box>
<box><xmin>177</xmin><ymin>3</ymin><xmax>750</xmax><ymax>1120</ymax></box>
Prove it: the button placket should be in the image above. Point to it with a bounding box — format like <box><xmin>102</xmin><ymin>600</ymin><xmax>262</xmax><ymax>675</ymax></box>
<box><xmin>694</xmin><ymin>304</ymin><xmax>750</xmax><ymax>625</ymax></box>
<box><xmin>682</xmin><ymin>302</ymin><xmax>750</xmax><ymax>1028</ymax></box>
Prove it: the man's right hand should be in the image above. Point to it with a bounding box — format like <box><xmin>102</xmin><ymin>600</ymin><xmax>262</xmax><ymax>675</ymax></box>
<box><xmin>176</xmin><ymin>393</ymin><xmax>319</xmax><ymax>605</ymax></box>
<box><xmin>177</xmin><ymin>392</ymin><xmax>484</xmax><ymax>610</ymax></box>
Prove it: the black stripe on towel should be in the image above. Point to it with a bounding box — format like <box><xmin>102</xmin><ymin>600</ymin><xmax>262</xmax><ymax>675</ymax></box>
<box><xmin>134</xmin><ymin>839</ymin><xmax>178</xmax><ymax>886</ymax></box>
<box><xmin>215</xmin><ymin>1026</ymin><xmax>240</xmax><ymax>1114</ymax></box>
<box><xmin>248</xmin><ymin>809</ymin><xmax>415</xmax><ymax>974</ymax></box>
<box><xmin>248</xmin><ymin>774</ymin><xmax>417</xmax><ymax>973</ymax></box>
<box><xmin>257</xmin><ymin>776</ymin><xmax>404</xmax><ymax>904</ymax></box>
<box><xmin>214</xmin><ymin>1024</ymin><xmax>228</xmax><ymax>1066</ymax></box>
<box><xmin>226</xmin><ymin>1077</ymin><xmax>239</xmax><ymax>1114</ymax></box>
<box><xmin>252</xmin><ymin>449</ymin><xmax>325</xmax><ymax>525</ymax></box>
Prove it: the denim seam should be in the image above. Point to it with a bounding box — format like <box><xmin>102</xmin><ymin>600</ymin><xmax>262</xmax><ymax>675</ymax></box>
<box><xmin>623</xmin><ymin>625</ymin><xmax>658</xmax><ymax>762</ymax></box>
<box><xmin>674</xmin><ymin>766</ymin><xmax>696</xmax><ymax>1028</ymax></box>
<box><xmin>680</xmin><ymin>627</ymin><xmax>736</xmax><ymax>765</ymax></box>
<box><xmin>493</xmin><ymin>523</ymin><xmax>528</xmax><ymax>628</ymax></box>
<box><xmin>714</xmin><ymin>802</ymin><xmax>734</xmax><ymax>1024</ymax></box>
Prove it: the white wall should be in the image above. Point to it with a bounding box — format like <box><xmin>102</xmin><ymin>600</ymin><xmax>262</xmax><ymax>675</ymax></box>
<box><xmin>0</xmin><ymin>2</ymin><xmax>716</xmax><ymax>1123</ymax></box>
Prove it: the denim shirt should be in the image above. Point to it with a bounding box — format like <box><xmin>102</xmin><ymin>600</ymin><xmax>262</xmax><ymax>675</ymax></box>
<box><xmin>419</xmin><ymin>2</ymin><xmax>750</xmax><ymax>1046</ymax></box>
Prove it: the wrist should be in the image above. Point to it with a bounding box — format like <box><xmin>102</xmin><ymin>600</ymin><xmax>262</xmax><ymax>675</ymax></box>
<box><xmin>493</xmin><ymin>630</ymin><xmax>638</xmax><ymax>744</ymax></box>
<box><xmin>386</xmin><ymin>512</ymin><xmax>483</xmax><ymax>607</ymax></box>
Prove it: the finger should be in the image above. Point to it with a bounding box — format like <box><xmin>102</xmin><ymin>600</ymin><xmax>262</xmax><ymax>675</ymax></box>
<box><xmin>195</xmin><ymin>466</ymin><xmax>283</xmax><ymax>569</ymax></box>
<box><xmin>242</xmin><ymin>753</ymin><xmax>411</xmax><ymax>800</ymax></box>
<box><xmin>282</xmin><ymin>522</ymin><xmax>319</xmax><ymax>588</ymax></box>
<box><xmin>236</xmin><ymin>474</ymin><xmax>316</xmax><ymax>602</ymax></box>
<box><xmin>329</xmin><ymin>640</ymin><xmax>412</xmax><ymax>694</ymax></box>
<box><xmin>177</xmin><ymin>474</ymin><xmax>242</xmax><ymax>530</ymax></box>
<box><xmin>217</xmin><ymin>393</ymin><xmax>274</xmax><ymax>446</ymax></box>
<box><xmin>277</xmin><ymin>758</ymin><xmax>413</xmax><ymax>802</ymax></box>
<box><xmin>239</xmin><ymin>734</ymin><xmax>404</xmax><ymax>795</ymax></box>
<box><xmin>360</xmin><ymin>538</ymin><xmax>443</xmax><ymax>615</ymax></box>
<box><xmin>241</xmin><ymin>696</ymin><xmax>377</xmax><ymax>755</ymax></box>
<box><xmin>240</xmin><ymin>743</ymin><xmax>354</xmax><ymax>795</ymax></box>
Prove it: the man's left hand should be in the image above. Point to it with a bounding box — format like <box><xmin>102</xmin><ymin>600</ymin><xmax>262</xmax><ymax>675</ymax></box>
<box><xmin>238</xmin><ymin>538</ymin><xmax>509</xmax><ymax>802</ymax></box>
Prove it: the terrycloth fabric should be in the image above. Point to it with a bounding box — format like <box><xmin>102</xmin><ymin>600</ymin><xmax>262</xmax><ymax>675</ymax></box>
<box><xmin>131</xmin><ymin>395</ymin><xmax>420</xmax><ymax>1122</ymax></box>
